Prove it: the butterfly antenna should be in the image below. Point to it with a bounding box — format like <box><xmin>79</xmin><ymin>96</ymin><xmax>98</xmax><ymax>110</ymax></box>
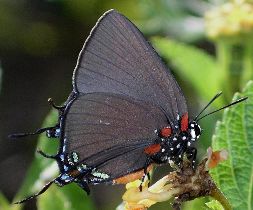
<box><xmin>194</xmin><ymin>92</ymin><xmax>223</xmax><ymax>121</ymax></box>
<box><xmin>196</xmin><ymin>97</ymin><xmax>248</xmax><ymax>122</ymax></box>
<box><xmin>14</xmin><ymin>179</ymin><xmax>55</xmax><ymax>204</ymax></box>
<box><xmin>8</xmin><ymin>126</ymin><xmax>56</xmax><ymax>139</ymax></box>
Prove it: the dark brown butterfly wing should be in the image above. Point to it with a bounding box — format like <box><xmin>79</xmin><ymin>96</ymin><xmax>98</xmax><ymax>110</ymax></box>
<box><xmin>73</xmin><ymin>9</ymin><xmax>187</xmax><ymax>127</ymax></box>
<box><xmin>64</xmin><ymin>93</ymin><xmax>168</xmax><ymax>181</ymax></box>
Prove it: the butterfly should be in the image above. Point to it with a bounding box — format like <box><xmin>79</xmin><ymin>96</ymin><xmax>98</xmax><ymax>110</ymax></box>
<box><xmin>11</xmin><ymin>9</ymin><xmax>247</xmax><ymax>204</ymax></box>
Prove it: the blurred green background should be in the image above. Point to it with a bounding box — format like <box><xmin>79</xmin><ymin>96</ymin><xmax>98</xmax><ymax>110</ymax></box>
<box><xmin>1</xmin><ymin>0</ymin><xmax>252</xmax><ymax>210</ymax></box>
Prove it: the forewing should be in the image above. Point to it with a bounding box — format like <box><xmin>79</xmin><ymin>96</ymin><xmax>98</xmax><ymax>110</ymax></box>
<box><xmin>73</xmin><ymin>9</ymin><xmax>187</xmax><ymax>126</ymax></box>
<box><xmin>64</xmin><ymin>93</ymin><xmax>168</xmax><ymax>180</ymax></box>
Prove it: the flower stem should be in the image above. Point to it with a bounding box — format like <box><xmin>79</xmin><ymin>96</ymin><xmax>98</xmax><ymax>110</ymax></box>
<box><xmin>210</xmin><ymin>184</ymin><xmax>232</xmax><ymax>210</ymax></box>
<box><xmin>241</xmin><ymin>39</ymin><xmax>253</xmax><ymax>86</ymax></box>
<box><xmin>216</xmin><ymin>39</ymin><xmax>253</xmax><ymax>101</ymax></box>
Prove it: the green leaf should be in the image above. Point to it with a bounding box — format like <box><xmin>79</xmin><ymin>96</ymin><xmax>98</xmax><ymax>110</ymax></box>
<box><xmin>15</xmin><ymin>110</ymin><xmax>59</xmax><ymax>199</ymax></box>
<box><xmin>183</xmin><ymin>197</ymin><xmax>208</xmax><ymax>210</ymax></box>
<box><xmin>205</xmin><ymin>200</ymin><xmax>224</xmax><ymax>210</ymax></box>
<box><xmin>151</xmin><ymin>37</ymin><xmax>222</xmax><ymax>104</ymax></box>
<box><xmin>0</xmin><ymin>192</ymin><xmax>21</xmax><ymax>210</ymax></box>
<box><xmin>38</xmin><ymin>184</ymin><xmax>95</xmax><ymax>210</ymax></box>
<box><xmin>211</xmin><ymin>80</ymin><xmax>253</xmax><ymax>210</ymax></box>
<box><xmin>15</xmin><ymin>110</ymin><xmax>95</xmax><ymax>209</ymax></box>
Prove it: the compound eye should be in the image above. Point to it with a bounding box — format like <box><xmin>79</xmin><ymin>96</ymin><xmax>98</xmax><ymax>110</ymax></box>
<box><xmin>189</xmin><ymin>122</ymin><xmax>201</xmax><ymax>140</ymax></box>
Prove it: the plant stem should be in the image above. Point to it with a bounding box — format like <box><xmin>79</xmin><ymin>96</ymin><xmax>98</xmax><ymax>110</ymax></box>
<box><xmin>210</xmin><ymin>185</ymin><xmax>232</xmax><ymax>210</ymax></box>
<box><xmin>241</xmin><ymin>40</ymin><xmax>253</xmax><ymax>87</ymax></box>
<box><xmin>216</xmin><ymin>37</ymin><xmax>253</xmax><ymax>101</ymax></box>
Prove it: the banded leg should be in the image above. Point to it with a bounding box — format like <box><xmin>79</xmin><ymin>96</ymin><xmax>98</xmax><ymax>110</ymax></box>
<box><xmin>77</xmin><ymin>180</ymin><xmax>90</xmax><ymax>195</ymax></box>
<box><xmin>186</xmin><ymin>147</ymin><xmax>197</xmax><ymax>168</ymax></box>
<box><xmin>139</xmin><ymin>159</ymin><xmax>151</xmax><ymax>191</ymax></box>
<box><xmin>45</xmin><ymin>126</ymin><xmax>61</xmax><ymax>138</ymax></box>
<box><xmin>8</xmin><ymin>126</ymin><xmax>57</xmax><ymax>139</ymax></box>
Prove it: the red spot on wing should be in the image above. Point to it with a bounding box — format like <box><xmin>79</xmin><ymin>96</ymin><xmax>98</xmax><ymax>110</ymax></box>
<box><xmin>144</xmin><ymin>144</ymin><xmax>161</xmax><ymax>155</ymax></box>
<box><xmin>160</xmin><ymin>127</ymin><xmax>172</xmax><ymax>137</ymax></box>
<box><xmin>180</xmin><ymin>113</ymin><xmax>189</xmax><ymax>131</ymax></box>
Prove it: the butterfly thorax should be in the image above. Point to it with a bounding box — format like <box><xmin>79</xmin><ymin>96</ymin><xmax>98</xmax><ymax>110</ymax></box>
<box><xmin>147</xmin><ymin>116</ymin><xmax>202</xmax><ymax>166</ymax></box>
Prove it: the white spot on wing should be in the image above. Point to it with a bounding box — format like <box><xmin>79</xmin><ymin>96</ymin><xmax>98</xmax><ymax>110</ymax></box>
<box><xmin>92</xmin><ymin>171</ymin><xmax>110</xmax><ymax>179</ymax></box>
<box><xmin>99</xmin><ymin>119</ymin><xmax>110</xmax><ymax>125</ymax></box>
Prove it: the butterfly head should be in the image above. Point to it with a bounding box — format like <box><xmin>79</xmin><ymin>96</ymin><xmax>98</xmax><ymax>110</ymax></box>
<box><xmin>188</xmin><ymin>121</ymin><xmax>201</xmax><ymax>142</ymax></box>
<box><xmin>152</xmin><ymin>114</ymin><xmax>202</xmax><ymax>166</ymax></box>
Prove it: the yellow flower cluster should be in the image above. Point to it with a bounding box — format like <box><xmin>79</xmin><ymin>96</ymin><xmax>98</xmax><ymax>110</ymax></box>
<box><xmin>205</xmin><ymin>0</ymin><xmax>253</xmax><ymax>39</ymax></box>
<box><xmin>122</xmin><ymin>176</ymin><xmax>179</xmax><ymax>210</ymax></box>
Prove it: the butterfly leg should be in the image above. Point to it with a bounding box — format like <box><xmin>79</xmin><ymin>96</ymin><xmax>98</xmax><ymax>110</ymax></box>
<box><xmin>14</xmin><ymin>179</ymin><xmax>55</xmax><ymax>204</ymax></box>
<box><xmin>77</xmin><ymin>180</ymin><xmax>90</xmax><ymax>195</ymax></box>
<box><xmin>45</xmin><ymin>126</ymin><xmax>61</xmax><ymax>138</ymax></box>
<box><xmin>37</xmin><ymin>149</ymin><xmax>58</xmax><ymax>159</ymax></box>
<box><xmin>8</xmin><ymin>126</ymin><xmax>58</xmax><ymax>139</ymax></box>
<box><xmin>139</xmin><ymin>159</ymin><xmax>151</xmax><ymax>191</ymax></box>
<box><xmin>147</xmin><ymin>172</ymin><xmax>151</xmax><ymax>187</ymax></box>
<box><xmin>139</xmin><ymin>173</ymin><xmax>146</xmax><ymax>192</ymax></box>
<box><xmin>173</xmin><ymin>143</ymin><xmax>188</xmax><ymax>169</ymax></box>
<box><xmin>186</xmin><ymin>147</ymin><xmax>197</xmax><ymax>168</ymax></box>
